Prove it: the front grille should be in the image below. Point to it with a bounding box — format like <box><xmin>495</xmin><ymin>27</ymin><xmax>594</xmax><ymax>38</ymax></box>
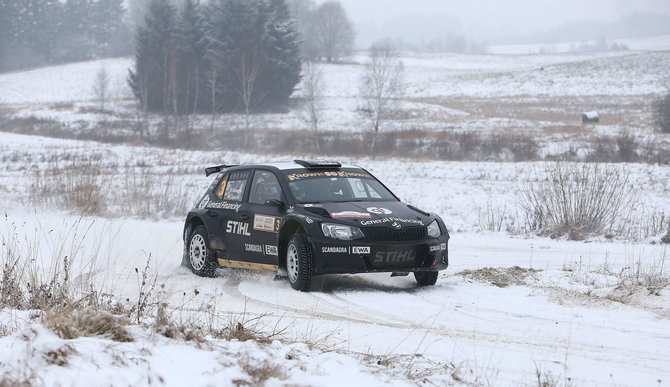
<box><xmin>363</xmin><ymin>226</ymin><xmax>427</xmax><ymax>242</ymax></box>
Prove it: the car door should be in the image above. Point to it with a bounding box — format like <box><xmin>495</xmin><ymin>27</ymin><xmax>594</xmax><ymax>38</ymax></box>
<box><xmin>218</xmin><ymin>169</ymin><xmax>253</xmax><ymax>260</ymax></box>
<box><xmin>241</xmin><ymin>169</ymin><xmax>285</xmax><ymax>265</ymax></box>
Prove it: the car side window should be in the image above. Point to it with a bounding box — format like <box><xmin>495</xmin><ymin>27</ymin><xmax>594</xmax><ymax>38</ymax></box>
<box><xmin>223</xmin><ymin>170</ymin><xmax>250</xmax><ymax>201</ymax></box>
<box><xmin>350</xmin><ymin>178</ymin><xmax>382</xmax><ymax>200</ymax></box>
<box><xmin>249</xmin><ymin>171</ymin><xmax>282</xmax><ymax>205</ymax></box>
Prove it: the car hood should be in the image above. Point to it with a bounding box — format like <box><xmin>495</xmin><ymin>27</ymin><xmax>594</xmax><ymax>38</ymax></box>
<box><xmin>297</xmin><ymin>201</ymin><xmax>433</xmax><ymax>228</ymax></box>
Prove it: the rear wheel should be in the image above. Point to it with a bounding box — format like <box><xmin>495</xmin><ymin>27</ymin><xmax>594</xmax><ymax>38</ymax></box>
<box><xmin>414</xmin><ymin>271</ymin><xmax>438</xmax><ymax>286</ymax></box>
<box><xmin>188</xmin><ymin>226</ymin><xmax>218</xmax><ymax>277</ymax></box>
<box><xmin>286</xmin><ymin>234</ymin><xmax>313</xmax><ymax>291</ymax></box>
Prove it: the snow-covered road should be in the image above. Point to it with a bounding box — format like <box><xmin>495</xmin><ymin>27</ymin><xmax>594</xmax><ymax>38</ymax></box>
<box><xmin>3</xmin><ymin>209</ymin><xmax>667</xmax><ymax>385</ymax></box>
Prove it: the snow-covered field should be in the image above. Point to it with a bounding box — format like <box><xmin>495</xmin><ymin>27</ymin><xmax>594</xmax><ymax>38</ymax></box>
<box><xmin>1</xmin><ymin>43</ymin><xmax>670</xmax><ymax>385</ymax></box>
<box><xmin>2</xmin><ymin>42</ymin><xmax>670</xmax><ymax>144</ymax></box>
<box><xmin>1</xmin><ymin>132</ymin><xmax>669</xmax><ymax>386</ymax></box>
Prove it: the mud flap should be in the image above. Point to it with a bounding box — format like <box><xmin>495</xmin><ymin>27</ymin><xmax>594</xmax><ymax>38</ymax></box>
<box><xmin>181</xmin><ymin>228</ymin><xmax>190</xmax><ymax>267</ymax></box>
<box><xmin>274</xmin><ymin>267</ymin><xmax>288</xmax><ymax>281</ymax></box>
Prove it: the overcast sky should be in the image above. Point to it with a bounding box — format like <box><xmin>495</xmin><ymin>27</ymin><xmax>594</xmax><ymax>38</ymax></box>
<box><xmin>329</xmin><ymin>0</ymin><xmax>670</xmax><ymax>47</ymax></box>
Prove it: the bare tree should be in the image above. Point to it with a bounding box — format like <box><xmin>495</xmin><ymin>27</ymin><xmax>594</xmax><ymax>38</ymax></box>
<box><xmin>301</xmin><ymin>61</ymin><xmax>324</xmax><ymax>151</ymax></box>
<box><xmin>310</xmin><ymin>1</ymin><xmax>354</xmax><ymax>63</ymax></box>
<box><xmin>359</xmin><ymin>44</ymin><xmax>404</xmax><ymax>154</ymax></box>
<box><xmin>92</xmin><ymin>66</ymin><xmax>110</xmax><ymax>112</ymax></box>
<box><xmin>231</xmin><ymin>42</ymin><xmax>266</xmax><ymax>147</ymax></box>
<box><xmin>287</xmin><ymin>0</ymin><xmax>317</xmax><ymax>59</ymax></box>
<box><xmin>287</xmin><ymin>0</ymin><xmax>315</xmax><ymax>29</ymax></box>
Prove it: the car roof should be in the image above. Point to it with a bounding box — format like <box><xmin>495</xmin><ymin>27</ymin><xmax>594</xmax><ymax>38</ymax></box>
<box><xmin>228</xmin><ymin>161</ymin><xmax>360</xmax><ymax>171</ymax></box>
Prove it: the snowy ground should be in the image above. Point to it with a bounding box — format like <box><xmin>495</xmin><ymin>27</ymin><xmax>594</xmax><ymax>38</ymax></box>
<box><xmin>1</xmin><ymin>41</ymin><xmax>670</xmax><ymax>385</ymax></box>
<box><xmin>1</xmin><ymin>132</ymin><xmax>669</xmax><ymax>386</ymax></box>
<box><xmin>1</xmin><ymin>43</ymin><xmax>670</xmax><ymax>149</ymax></box>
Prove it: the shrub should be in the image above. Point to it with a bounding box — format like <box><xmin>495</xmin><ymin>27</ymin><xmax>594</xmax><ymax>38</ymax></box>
<box><xmin>119</xmin><ymin>168</ymin><xmax>191</xmax><ymax>219</ymax></box>
<box><xmin>520</xmin><ymin>162</ymin><xmax>635</xmax><ymax>240</ymax></box>
<box><xmin>458</xmin><ymin>266</ymin><xmax>541</xmax><ymax>288</ymax></box>
<box><xmin>654</xmin><ymin>92</ymin><xmax>670</xmax><ymax>133</ymax></box>
<box><xmin>32</xmin><ymin>155</ymin><xmax>109</xmax><ymax>215</ymax></box>
<box><xmin>44</xmin><ymin>307</ymin><xmax>132</xmax><ymax>342</ymax></box>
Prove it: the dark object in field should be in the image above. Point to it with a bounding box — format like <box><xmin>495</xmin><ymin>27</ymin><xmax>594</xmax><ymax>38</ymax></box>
<box><xmin>582</xmin><ymin>111</ymin><xmax>599</xmax><ymax>123</ymax></box>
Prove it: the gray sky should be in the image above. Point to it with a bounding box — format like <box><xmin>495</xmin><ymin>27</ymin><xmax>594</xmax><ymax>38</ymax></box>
<box><xmin>329</xmin><ymin>0</ymin><xmax>670</xmax><ymax>47</ymax></box>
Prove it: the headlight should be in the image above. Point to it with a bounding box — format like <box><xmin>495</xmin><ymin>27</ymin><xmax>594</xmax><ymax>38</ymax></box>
<box><xmin>321</xmin><ymin>223</ymin><xmax>365</xmax><ymax>240</ymax></box>
<box><xmin>427</xmin><ymin>220</ymin><xmax>441</xmax><ymax>238</ymax></box>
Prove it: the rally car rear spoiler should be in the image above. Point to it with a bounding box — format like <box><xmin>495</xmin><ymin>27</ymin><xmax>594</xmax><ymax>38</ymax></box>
<box><xmin>294</xmin><ymin>159</ymin><xmax>342</xmax><ymax>169</ymax></box>
<box><xmin>205</xmin><ymin>164</ymin><xmax>238</xmax><ymax>177</ymax></box>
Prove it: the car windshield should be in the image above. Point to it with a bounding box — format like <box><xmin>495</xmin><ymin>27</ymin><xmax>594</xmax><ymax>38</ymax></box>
<box><xmin>287</xmin><ymin>170</ymin><xmax>397</xmax><ymax>203</ymax></box>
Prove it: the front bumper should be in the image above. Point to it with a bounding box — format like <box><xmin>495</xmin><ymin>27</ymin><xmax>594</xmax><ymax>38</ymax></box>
<box><xmin>310</xmin><ymin>234</ymin><xmax>449</xmax><ymax>275</ymax></box>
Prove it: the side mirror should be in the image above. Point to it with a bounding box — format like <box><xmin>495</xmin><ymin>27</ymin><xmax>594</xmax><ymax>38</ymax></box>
<box><xmin>265</xmin><ymin>199</ymin><xmax>285</xmax><ymax>208</ymax></box>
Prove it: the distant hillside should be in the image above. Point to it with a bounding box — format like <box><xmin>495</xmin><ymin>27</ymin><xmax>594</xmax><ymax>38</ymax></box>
<box><xmin>524</xmin><ymin>12</ymin><xmax>670</xmax><ymax>45</ymax></box>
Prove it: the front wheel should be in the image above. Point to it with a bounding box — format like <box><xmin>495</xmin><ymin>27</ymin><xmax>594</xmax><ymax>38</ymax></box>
<box><xmin>414</xmin><ymin>271</ymin><xmax>438</xmax><ymax>286</ymax></box>
<box><xmin>187</xmin><ymin>226</ymin><xmax>218</xmax><ymax>277</ymax></box>
<box><xmin>286</xmin><ymin>234</ymin><xmax>313</xmax><ymax>291</ymax></box>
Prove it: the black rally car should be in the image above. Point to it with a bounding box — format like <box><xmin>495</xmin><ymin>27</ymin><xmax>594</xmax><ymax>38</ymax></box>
<box><xmin>182</xmin><ymin>160</ymin><xmax>449</xmax><ymax>291</ymax></box>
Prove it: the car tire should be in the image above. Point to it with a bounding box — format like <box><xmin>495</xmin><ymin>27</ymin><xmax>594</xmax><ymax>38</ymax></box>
<box><xmin>187</xmin><ymin>226</ymin><xmax>218</xmax><ymax>277</ymax></box>
<box><xmin>414</xmin><ymin>271</ymin><xmax>438</xmax><ymax>286</ymax></box>
<box><xmin>286</xmin><ymin>234</ymin><xmax>313</xmax><ymax>291</ymax></box>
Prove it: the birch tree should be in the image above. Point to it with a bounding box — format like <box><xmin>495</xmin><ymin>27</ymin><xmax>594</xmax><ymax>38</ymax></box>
<box><xmin>359</xmin><ymin>44</ymin><xmax>404</xmax><ymax>155</ymax></box>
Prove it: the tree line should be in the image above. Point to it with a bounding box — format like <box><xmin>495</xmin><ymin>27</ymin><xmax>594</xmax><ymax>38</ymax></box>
<box><xmin>128</xmin><ymin>0</ymin><xmax>301</xmax><ymax>116</ymax></box>
<box><xmin>0</xmin><ymin>0</ymin><xmax>129</xmax><ymax>72</ymax></box>
<box><xmin>128</xmin><ymin>0</ymin><xmax>355</xmax><ymax>115</ymax></box>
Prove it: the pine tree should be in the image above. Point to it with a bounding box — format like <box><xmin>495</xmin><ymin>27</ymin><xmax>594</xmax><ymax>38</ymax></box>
<box><xmin>130</xmin><ymin>0</ymin><xmax>302</xmax><ymax>115</ymax></box>
<box><xmin>260</xmin><ymin>0</ymin><xmax>302</xmax><ymax>110</ymax></box>
<box><xmin>204</xmin><ymin>0</ymin><xmax>301</xmax><ymax>113</ymax></box>
<box><xmin>176</xmin><ymin>0</ymin><xmax>207</xmax><ymax>114</ymax></box>
<box><xmin>225</xmin><ymin>0</ymin><xmax>266</xmax><ymax>113</ymax></box>
<box><xmin>203</xmin><ymin>0</ymin><xmax>235</xmax><ymax>113</ymax></box>
<box><xmin>13</xmin><ymin>0</ymin><xmax>62</xmax><ymax>63</ymax></box>
<box><xmin>128</xmin><ymin>0</ymin><xmax>178</xmax><ymax>113</ymax></box>
<box><xmin>56</xmin><ymin>0</ymin><xmax>95</xmax><ymax>62</ymax></box>
<box><xmin>90</xmin><ymin>0</ymin><xmax>125</xmax><ymax>57</ymax></box>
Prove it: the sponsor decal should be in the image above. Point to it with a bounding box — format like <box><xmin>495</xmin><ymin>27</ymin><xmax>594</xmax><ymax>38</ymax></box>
<box><xmin>294</xmin><ymin>214</ymin><xmax>314</xmax><ymax>224</ymax></box>
<box><xmin>265</xmin><ymin>245</ymin><xmax>278</xmax><ymax>256</ymax></box>
<box><xmin>352</xmin><ymin>246</ymin><xmax>371</xmax><ymax>254</ymax></box>
<box><xmin>287</xmin><ymin>171</ymin><xmax>372</xmax><ymax>181</ymax></box>
<box><xmin>359</xmin><ymin>217</ymin><xmax>423</xmax><ymax>226</ymax></box>
<box><xmin>198</xmin><ymin>195</ymin><xmax>210</xmax><ymax>209</ymax></box>
<box><xmin>206</xmin><ymin>201</ymin><xmax>242</xmax><ymax>212</ymax></box>
<box><xmin>254</xmin><ymin>214</ymin><xmax>280</xmax><ymax>233</ymax></box>
<box><xmin>373</xmin><ymin>249</ymin><xmax>416</xmax><ymax>264</ymax></box>
<box><xmin>322</xmin><ymin>246</ymin><xmax>349</xmax><ymax>254</ymax></box>
<box><xmin>244</xmin><ymin>243</ymin><xmax>263</xmax><ymax>253</ymax></box>
<box><xmin>226</xmin><ymin>220</ymin><xmax>251</xmax><ymax>236</ymax></box>
<box><xmin>332</xmin><ymin>211</ymin><xmax>371</xmax><ymax>219</ymax></box>
<box><xmin>367</xmin><ymin>207</ymin><xmax>393</xmax><ymax>215</ymax></box>
<box><xmin>391</xmin><ymin>222</ymin><xmax>401</xmax><ymax>229</ymax></box>
<box><xmin>429</xmin><ymin>243</ymin><xmax>447</xmax><ymax>252</ymax></box>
